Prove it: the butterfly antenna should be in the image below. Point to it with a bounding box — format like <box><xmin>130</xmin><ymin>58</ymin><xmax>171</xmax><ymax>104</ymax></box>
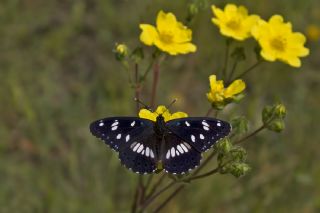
<box><xmin>163</xmin><ymin>98</ymin><xmax>177</xmax><ymax>114</ymax></box>
<box><xmin>134</xmin><ymin>98</ymin><xmax>151</xmax><ymax>110</ymax></box>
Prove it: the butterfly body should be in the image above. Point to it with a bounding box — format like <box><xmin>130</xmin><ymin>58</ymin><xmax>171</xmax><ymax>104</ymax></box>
<box><xmin>90</xmin><ymin>114</ymin><xmax>231</xmax><ymax>175</ymax></box>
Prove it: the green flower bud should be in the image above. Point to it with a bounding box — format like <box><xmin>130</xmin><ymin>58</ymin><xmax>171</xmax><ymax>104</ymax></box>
<box><xmin>114</xmin><ymin>43</ymin><xmax>128</xmax><ymax>61</ymax></box>
<box><xmin>230</xmin><ymin>146</ymin><xmax>247</xmax><ymax>162</ymax></box>
<box><xmin>186</xmin><ymin>4</ymin><xmax>199</xmax><ymax>22</ymax></box>
<box><xmin>262</xmin><ymin>105</ymin><xmax>273</xmax><ymax>124</ymax></box>
<box><xmin>231</xmin><ymin>116</ymin><xmax>249</xmax><ymax>136</ymax></box>
<box><xmin>274</xmin><ymin>104</ymin><xmax>286</xmax><ymax>119</ymax></box>
<box><xmin>267</xmin><ymin>119</ymin><xmax>285</xmax><ymax>132</ymax></box>
<box><xmin>228</xmin><ymin>163</ymin><xmax>251</xmax><ymax>178</ymax></box>
<box><xmin>217</xmin><ymin>138</ymin><xmax>232</xmax><ymax>154</ymax></box>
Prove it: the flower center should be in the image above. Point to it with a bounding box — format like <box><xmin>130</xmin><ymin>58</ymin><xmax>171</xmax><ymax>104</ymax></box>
<box><xmin>226</xmin><ymin>20</ymin><xmax>241</xmax><ymax>31</ymax></box>
<box><xmin>270</xmin><ymin>37</ymin><xmax>286</xmax><ymax>52</ymax></box>
<box><xmin>160</xmin><ymin>31</ymin><xmax>174</xmax><ymax>43</ymax></box>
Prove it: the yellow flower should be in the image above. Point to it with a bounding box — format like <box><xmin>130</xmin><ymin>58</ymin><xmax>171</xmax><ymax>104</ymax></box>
<box><xmin>139</xmin><ymin>10</ymin><xmax>197</xmax><ymax>55</ymax></box>
<box><xmin>139</xmin><ymin>105</ymin><xmax>188</xmax><ymax>122</ymax></box>
<box><xmin>252</xmin><ymin>15</ymin><xmax>309</xmax><ymax>67</ymax></box>
<box><xmin>206</xmin><ymin>75</ymin><xmax>246</xmax><ymax>105</ymax></box>
<box><xmin>306</xmin><ymin>24</ymin><xmax>320</xmax><ymax>42</ymax></box>
<box><xmin>211</xmin><ymin>4</ymin><xmax>260</xmax><ymax>40</ymax></box>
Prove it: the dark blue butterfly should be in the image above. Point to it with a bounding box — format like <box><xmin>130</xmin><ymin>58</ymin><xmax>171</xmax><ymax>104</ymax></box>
<box><xmin>89</xmin><ymin>114</ymin><xmax>231</xmax><ymax>175</ymax></box>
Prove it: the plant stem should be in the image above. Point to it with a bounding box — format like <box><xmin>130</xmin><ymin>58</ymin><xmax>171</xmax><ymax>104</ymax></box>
<box><xmin>140</xmin><ymin>180</ymin><xmax>176</xmax><ymax>210</ymax></box>
<box><xmin>146</xmin><ymin>173</ymin><xmax>167</xmax><ymax>199</ymax></box>
<box><xmin>222</xmin><ymin>39</ymin><xmax>231</xmax><ymax>80</ymax></box>
<box><xmin>206</xmin><ymin>108</ymin><xmax>213</xmax><ymax>116</ymax></box>
<box><xmin>131</xmin><ymin>176</ymin><xmax>144</xmax><ymax>213</ymax></box>
<box><xmin>150</xmin><ymin>60</ymin><xmax>160</xmax><ymax>109</ymax></box>
<box><xmin>140</xmin><ymin>57</ymin><xmax>156</xmax><ymax>82</ymax></box>
<box><xmin>226</xmin><ymin>60</ymin><xmax>238</xmax><ymax>85</ymax></box>
<box><xmin>234</xmin><ymin>124</ymin><xmax>266</xmax><ymax>145</ymax></box>
<box><xmin>232</xmin><ymin>60</ymin><xmax>263</xmax><ymax>80</ymax></box>
<box><xmin>186</xmin><ymin>166</ymin><xmax>220</xmax><ymax>181</ymax></box>
<box><xmin>152</xmin><ymin>186</ymin><xmax>184</xmax><ymax>213</ymax></box>
<box><xmin>134</xmin><ymin>63</ymin><xmax>140</xmax><ymax>113</ymax></box>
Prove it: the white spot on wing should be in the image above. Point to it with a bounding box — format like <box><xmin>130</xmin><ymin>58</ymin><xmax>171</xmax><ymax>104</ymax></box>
<box><xmin>180</xmin><ymin>144</ymin><xmax>188</xmax><ymax>152</ymax></box>
<box><xmin>111</xmin><ymin>121</ymin><xmax>119</xmax><ymax>127</ymax></box>
<box><xmin>126</xmin><ymin>135</ymin><xmax>130</xmax><ymax>142</ymax></box>
<box><xmin>137</xmin><ymin>144</ymin><xmax>144</xmax><ymax>153</ymax></box>
<box><xmin>217</xmin><ymin>122</ymin><xmax>221</xmax><ymax>127</ymax></box>
<box><xmin>133</xmin><ymin>143</ymin><xmax>140</xmax><ymax>152</ymax></box>
<box><xmin>191</xmin><ymin>135</ymin><xmax>196</xmax><ymax>142</ymax></box>
<box><xmin>150</xmin><ymin>150</ymin><xmax>155</xmax><ymax>158</ymax></box>
<box><xmin>203</xmin><ymin>126</ymin><xmax>209</xmax><ymax>131</ymax></box>
<box><xmin>99</xmin><ymin>122</ymin><xmax>104</xmax><ymax>127</ymax></box>
<box><xmin>116</xmin><ymin>134</ymin><xmax>121</xmax><ymax>139</ymax></box>
<box><xmin>202</xmin><ymin>121</ymin><xmax>209</xmax><ymax>127</ymax></box>
<box><xmin>171</xmin><ymin>147</ymin><xmax>175</xmax><ymax>158</ymax></box>
<box><xmin>185</xmin><ymin>121</ymin><xmax>190</xmax><ymax>126</ymax></box>
<box><xmin>131</xmin><ymin>121</ymin><xmax>136</xmax><ymax>127</ymax></box>
<box><xmin>177</xmin><ymin>145</ymin><xmax>184</xmax><ymax>154</ymax></box>
<box><xmin>146</xmin><ymin>147</ymin><xmax>150</xmax><ymax>157</ymax></box>
<box><xmin>199</xmin><ymin>134</ymin><xmax>205</xmax><ymax>140</ymax></box>
<box><xmin>166</xmin><ymin>150</ymin><xmax>170</xmax><ymax>159</ymax></box>
<box><xmin>184</xmin><ymin>142</ymin><xmax>191</xmax><ymax>149</ymax></box>
<box><xmin>111</xmin><ymin>126</ymin><xmax>118</xmax><ymax>131</ymax></box>
<box><xmin>130</xmin><ymin>142</ymin><xmax>137</xmax><ymax>148</ymax></box>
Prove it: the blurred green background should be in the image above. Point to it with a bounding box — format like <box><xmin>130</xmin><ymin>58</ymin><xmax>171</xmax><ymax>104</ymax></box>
<box><xmin>1</xmin><ymin>0</ymin><xmax>320</xmax><ymax>212</ymax></box>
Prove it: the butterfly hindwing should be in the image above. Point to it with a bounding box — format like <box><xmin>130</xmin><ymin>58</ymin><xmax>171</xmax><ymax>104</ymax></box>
<box><xmin>162</xmin><ymin>133</ymin><xmax>202</xmax><ymax>174</ymax></box>
<box><xmin>166</xmin><ymin>117</ymin><xmax>231</xmax><ymax>152</ymax></box>
<box><xmin>119</xmin><ymin>131</ymin><xmax>158</xmax><ymax>174</ymax></box>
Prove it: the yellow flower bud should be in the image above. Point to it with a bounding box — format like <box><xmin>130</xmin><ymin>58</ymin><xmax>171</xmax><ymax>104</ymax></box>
<box><xmin>114</xmin><ymin>43</ymin><xmax>128</xmax><ymax>60</ymax></box>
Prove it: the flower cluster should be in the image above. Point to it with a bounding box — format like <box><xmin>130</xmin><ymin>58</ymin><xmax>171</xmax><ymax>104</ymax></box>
<box><xmin>211</xmin><ymin>4</ymin><xmax>309</xmax><ymax>68</ymax></box>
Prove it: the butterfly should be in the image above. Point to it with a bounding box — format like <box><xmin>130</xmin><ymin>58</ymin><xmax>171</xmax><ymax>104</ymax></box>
<box><xmin>89</xmin><ymin>113</ymin><xmax>231</xmax><ymax>175</ymax></box>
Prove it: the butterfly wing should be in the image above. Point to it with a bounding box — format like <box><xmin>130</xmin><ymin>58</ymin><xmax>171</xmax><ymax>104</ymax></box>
<box><xmin>90</xmin><ymin>117</ymin><xmax>158</xmax><ymax>174</ymax></box>
<box><xmin>162</xmin><ymin>133</ymin><xmax>202</xmax><ymax>174</ymax></box>
<box><xmin>166</xmin><ymin>117</ymin><xmax>231</xmax><ymax>152</ymax></box>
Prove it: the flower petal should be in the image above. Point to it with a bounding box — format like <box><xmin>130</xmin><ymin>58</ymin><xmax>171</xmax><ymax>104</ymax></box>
<box><xmin>139</xmin><ymin>109</ymin><xmax>157</xmax><ymax>122</ymax></box>
<box><xmin>139</xmin><ymin>24</ymin><xmax>159</xmax><ymax>46</ymax></box>
<box><xmin>224</xmin><ymin>79</ymin><xmax>246</xmax><ymax>98</ymax></box>
<box><xmin>169</xmin><ymin>112</ymin><xmax>188</xmax><ymax>121</ymax></box>
<box><xmin>156</xmin><ymin>10</ymin><xmax>177</xmax><ymax>33</ymax></box>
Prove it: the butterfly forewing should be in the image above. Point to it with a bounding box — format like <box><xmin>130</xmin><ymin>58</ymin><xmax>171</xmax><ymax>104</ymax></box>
<box><xmin>90</xmin><ymin>117</ymin><xmax>153</xmax><ymax>151</ymax></box>
<box><xmin>166</xmin><ymin>117</ymin><xmax>231</xmax><ymax>152</ymax></box>
<box><xmin>162</xmin><ymin>133</ymin><xmax>202</xmax><ymax>174</ymax></box>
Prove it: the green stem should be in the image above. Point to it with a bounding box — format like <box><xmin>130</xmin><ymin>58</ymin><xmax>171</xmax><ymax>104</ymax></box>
<box><xmin>186</xmin><ymin>167</ymin><xmax>220</xmax><ymax>182</ymax></box>
<box><xmin>140</xmin><ymin>180</ymin><xmax>176</xmax><ymax>210</ymax></box>
<box><xmin>226</xmin><ymin>60</ymin><xmax>238</xmax><ymax>85</ymax></box>
<box><xmin>221</xmin><ymin>39</ymin><xmax>231</xmax><ymax>80</ymax></box>
<box><xmin>134</xmin><ymin>63</ymin><xmax>141</xmax><ymax>113</ymax></box>
<box><xmin>232</xmin><ymin>60</ymin><xmax>263</xmax><ymax>80</ymax></box>
<box><xmin>152</xmin><ymin>186</ymin><xmax>184</xmax><ymax>213</ymax></box>
<box><xmin>145</xmin><ymin>173</ymin><xmax>167</xmax><ymax>199</ymax></box>
<box><xmin>140</xmin><ymin>57</ymin><xmax>156</xmax><ymax>82</ymax></box>
<box><xmin>233</xmin><ymin>114</ymin><xmax>276</xmax><ymax>145</ymax></box>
